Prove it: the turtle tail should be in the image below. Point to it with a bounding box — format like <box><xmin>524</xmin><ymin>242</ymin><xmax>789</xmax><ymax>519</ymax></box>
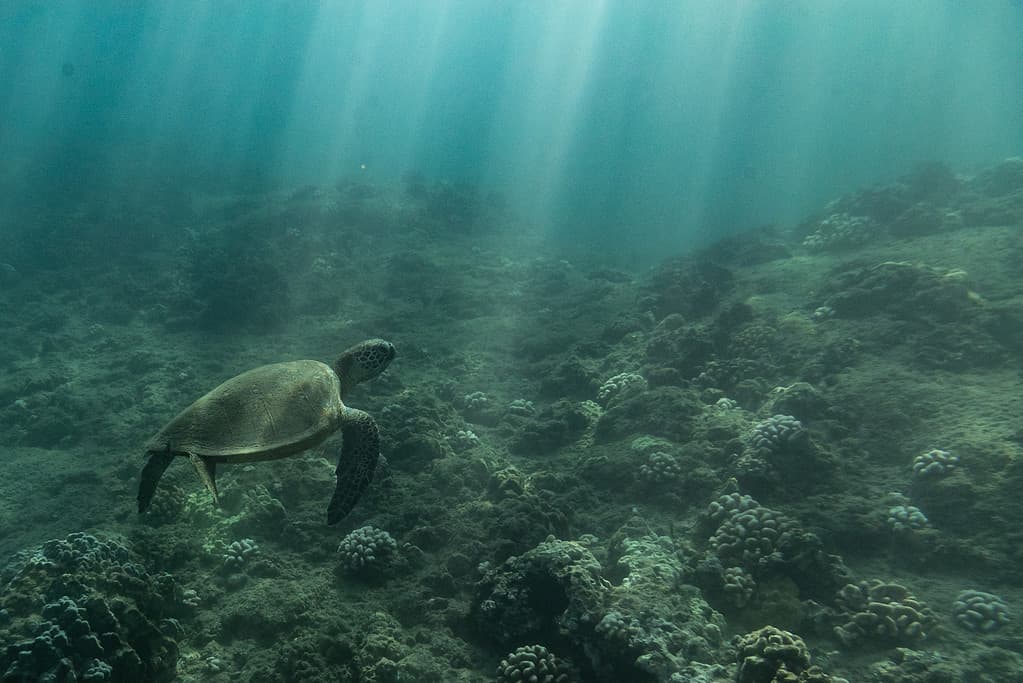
<box><xmin>327</xmin><ymin>408</ymin><xmax>380</xmax><ymax>525</ymax></box>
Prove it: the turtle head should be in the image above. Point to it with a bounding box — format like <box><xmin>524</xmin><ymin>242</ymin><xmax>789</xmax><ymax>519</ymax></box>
<box><xmin>334</xmin><ymin>339</ymin><xmax>396</xmax><ymax>393</ymax></box>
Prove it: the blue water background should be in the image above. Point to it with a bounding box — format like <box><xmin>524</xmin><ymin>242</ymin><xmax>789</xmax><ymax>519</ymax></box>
<box><xmin>1</xmin><ymin>0</ymin><xmax>1021</xmax><ymax>260</ymax></box>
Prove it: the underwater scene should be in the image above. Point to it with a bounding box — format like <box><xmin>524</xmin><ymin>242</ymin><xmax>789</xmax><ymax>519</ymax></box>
<box><xmin>2</xmin><ymin>2</ymin><xmax>1023</xmax><ymax>682</ymax></box>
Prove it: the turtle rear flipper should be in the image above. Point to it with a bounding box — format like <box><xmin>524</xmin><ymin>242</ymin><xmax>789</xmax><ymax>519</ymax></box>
<box><xmin>138</xmin><ymin>449</ymin><xmax>176</xmax><ymax>513</ymax></box>
<box><xmin>327</xmin><ymin>408</ymin><xmax>380</xmax><ymax>525</ymax></box>
<box><xmin>189</xmin><ymin>453</ymin><xmax>219</xmax><ymax>507</ymax></box>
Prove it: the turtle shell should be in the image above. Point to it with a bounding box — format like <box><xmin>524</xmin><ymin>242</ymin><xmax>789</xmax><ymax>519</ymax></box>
<box><xmin>145</xmin><ymin>360</ymin><xmax>343</xmax><ymax>463</ymax></box>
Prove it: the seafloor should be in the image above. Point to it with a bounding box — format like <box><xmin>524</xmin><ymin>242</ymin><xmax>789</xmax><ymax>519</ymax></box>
<box><xmin>1</xmin><ymin>160</ymin><xmax>1022</xmax><ymax>682</ymax></box>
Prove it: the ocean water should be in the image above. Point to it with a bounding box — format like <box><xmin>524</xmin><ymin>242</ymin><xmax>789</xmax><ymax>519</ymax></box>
<box><xmin>4</xmin><ymin>1</ymin><xmax>1022</xmax><ymax>259</ymax></box>
<box><xmin>1</xmin><ymin>2</ymin><xmax>1022</xmax><ymax>682</ymax></box>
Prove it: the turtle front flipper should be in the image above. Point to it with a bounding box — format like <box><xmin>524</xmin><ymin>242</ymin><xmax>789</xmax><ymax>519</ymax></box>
<box><xmin>138</xmin><ymin>448</ymin><xmax>176</xmax><ymax>513</ymax></box>
<box><xmin>327</xmin><ymin>407</ymin><xmax>380</xmax><ymax>525</ymax></box>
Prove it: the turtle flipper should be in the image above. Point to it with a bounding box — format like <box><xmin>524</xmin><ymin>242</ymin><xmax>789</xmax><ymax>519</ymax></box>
<box><xmin>327</xmin><ymin>408</ymin><xmax>380</xmax><ymax>525</ymax></box>
<box><xmin>138</xmin><ymin>449</ymin><xmax>176</xmax><ymax>513</ymax></box>
<box><xmin>189</xmin><ymin>453</ymin><xmax>219</xmax><ymax>507</ymax></box>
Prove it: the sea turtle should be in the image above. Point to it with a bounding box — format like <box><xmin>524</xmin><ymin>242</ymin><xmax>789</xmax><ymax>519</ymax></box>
<box><xmin>137</xmin><ymin>338</ymin><xmax>396</xmax><ymax>525</ymax></box>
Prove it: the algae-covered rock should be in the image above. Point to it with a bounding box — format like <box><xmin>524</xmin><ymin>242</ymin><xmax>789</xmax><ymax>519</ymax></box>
<box><xmin>595</xmin><ymin>386</ymin><xmax>703</xmax><ymax>442</ymax></box>
<box><xmin>471</xmin><ymin>537</ymin><xmax>608</xmax><ymax>646</ymax></box>
<box><xmin>597</xmin><ymin>523</ymin><xmax>727</xmax><ymax>681</ymax></box>
<box><xmin>644</xmin><ymin>258</ymin><xmax>734</xmax><ymax>320</ymax></box>
<box><xmin>0</xmin><ymin>533</ymin><xmax>181</xmax><ymax>682</ymax></box>
<box><xmin>510</xmin><ymin>399</ymin><xmax>592</xmax><ymax>454</ymax></box>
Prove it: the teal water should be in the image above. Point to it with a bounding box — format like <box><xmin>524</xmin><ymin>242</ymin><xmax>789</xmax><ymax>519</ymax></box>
<box><xmin>2</xmin><ymin>1</ymin><xmax>1021</xmax><ymax>260</ymax></box>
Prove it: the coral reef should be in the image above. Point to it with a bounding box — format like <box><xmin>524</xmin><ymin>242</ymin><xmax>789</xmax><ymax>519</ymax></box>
<box><xmin>0</xmin><ymin>533</ymin><xmax>180</xmax><ymax>682</ymax></box>
<box><xmin>816</xmin><ymin>260</ymin><xmax>1005</xmax><ymax>371</ymax></box>
<box><xmin>6</xmin><ymin>157</ymin><xmax>1023</xmax><ymax>682</ymax></box>
<box><xmin>595</xmin><ymin>386</ymin><xmax>703</xmax><ymax>443</ymax></box>
<box><xmin>472</xmin><ymin>529</ymin><xmax>727</xmax><ymax>680</ymax></box>
<box><xmin>379</xmin><ymin>389</ymin><xmax>457</xmax><ymax>470</ymax></box>
<box><xmin>734</xmin><ymin>625</ymin><xmax>810</xmax><ymax>683</ymax></box>
<box><xmin>867</xmin><ymin>646</ymin><xmax>1023</xmax><ymax>683</ymax></box>
<box><xmin>596</xmin><ymin>372</ymin><xmax>648</xmax><ymax>406</ymax></box>
<box><xmin>731</xmin><ymin>413</ymin><xmax>830</xmax><ymax>496</ymax></box>
<box><xmin>886</xmin><ymin>505</ymin><xmax>929</xmax><ymax>532</ymax></box>
<box><xmin>594</xmin><ymin>610</ymin><xmax>648</xmax><ymax>653</ymax></box>
<box><xmin>507</xmin><ymin>398</ymin><xmax>537</xmax><ymax>417</ymax></box>
<box><xmin>706</xmin><ymin>493</ymin><xmax>760</xmax><ymax>523</ymax></box>
<box><xmin>643</xmin><ymin>258</ymin><xmax>734</xmax><ymax>320</ymax></box>
<box><xmin>337</xmin><ymin>525</ymin><xmax>399</xmax><ymax>575</ymax></box>
<box><xmin>140</xmin><ymin>484</ymin><xmax>187</xmax><ymax>526</ymax></box>
<box><xmin>231</xmin><ymin>485</ymin><xmax>289</xmax><ymax>539</ymax></box>
<box><xmin>802</xmin><ymin>212</ymin><xmax>879</xmax><ymax>252</ymax></box>
<box><xmin>911</xmin><ymin>448</ymin><xmax>959</xmax><ymax>478</ymax></box>
<box><xmin>709</xmin><ymin>502</ymin><xmax>799</xmax><ymax>571</ymax></box>
<box><xmin>471</xmin><ymin>537</ymin><xmax>608</xmax><ymax>646</ymax></box>
<box><xmin>463</xmin><ymin>391</ymin><xmax>491</xmax><ymax>413</ymax></box>
<box><xmin>637</xmin><ymin>451</ymin><xmax>684</xmax><ymax>486</ymax></box>
<box><xmin>596</xmin><ymin>523</ymin><xmax>727</xmax><ymax>680</ymax></box>
<box><xmin>510</xmin><ymin>399</ymin><xmax>592</xmax><ymax>454</ymax></box>
<box><xmin>701</xmin><ymin>494</ymin><xmax>847</xmax><ymax>613</ymax></box>
<box><xmin>833</xmin><ymin>580</ymin><xmax>935</xmax><ymax>647</ymax></box>
<box><xmin>722</xmin><ymin>567</ymin><xmax>756</xmax><ymax>608</ymax></box>
<box><xmin>448</xmin><ymin>428</ymin><xmax>481</xmax><ymax>450</ymax></box>
<box><xmin>746</xmin><ymin>415</ymin><xmax>806</xmax><ymax>459</ymax></box>
<box><xmin>963</xmin><ymin>157</ymin><xmax>1023</xmax><ymax>225</ymax></box>
<box><xmin>495</xmin><ymin>644</ymin><xmax>577</xmax><ymax>683</ymax></box>
<box><xmin>951</xmin><ymin>589</ymin><xmax>1010</xmax><ymax>633</ymax></box>
<box><xmin>221</xmin><ymin>538</ymin><xmax>259</xmax><ymax>573</ymax></box>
